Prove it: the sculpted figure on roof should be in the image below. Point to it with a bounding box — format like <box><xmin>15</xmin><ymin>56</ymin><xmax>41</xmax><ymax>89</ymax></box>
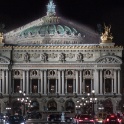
<box><xmin>101</xmin><ymin>24</ymin><xmax>113</xmax><ymax>43</ymax></box>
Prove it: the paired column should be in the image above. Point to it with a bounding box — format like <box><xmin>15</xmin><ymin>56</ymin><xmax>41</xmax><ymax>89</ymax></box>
<box><xmin>2</xmin><ymin>70</ymin><xmax>5</xmax><ymax>94</ymax></box>
<box><xmin>118</xmin><ymin>70</ymin><xmax>120</xmax><ymax>94</ymax></box>
<box><xmin>76</xmin><ymin>70</ymin><xmax>79</xmax><ymax>94</ymax></box>
<box><xmin>44</xmin><ymin>70</ymin><xmax>47</xmax><ymax>95</ymax></box>
<box><xmin>80</xmin><ymin>70</ymin><xmax>82</xmax><ymax>94</ymax></box>
<box><xmin>0</xmin><ymin>79</ymin><xmax>1</xmax><ymax>93</ymax></box>
<box><xmin>94</xmin><ymin>69</ymin><xmax>99</xmax><ymax>94</ymax></box>
<box><xmin>58</xmin><ymin>70</ymin><xmax>61</xmax><ymax>94</ymax></box>
<box><xmin>114</xmin><ymin>70</ymin><xmax>117</xmax><ymax>93</ymax></box>
<box><xmin>100</xmin><ymin>70</ymin><xmax>103</xmax><ymax>94</ymax></box>
<box><xmin>23</xmin><ymin>70</ymin><xmax>26</xmax><ymax>92</ymax></box>
<box><xmin>40</xmin><ymin>70</ymin><xmax>43</xmax><ymax>94</ymax></box>
<box><xmin>26</xmin><ymin>70</ymin><xmax>29</xmax><ymax>94</ymax></box>
<box><xmin>62</xmin><ymin>70</ymin><xmax>65</xmax><ymax>94</ymax></box>
<box><xmin>5</xmin><ymin>70</ymin><xmax>9</xmax><ymax>94</ymax></box>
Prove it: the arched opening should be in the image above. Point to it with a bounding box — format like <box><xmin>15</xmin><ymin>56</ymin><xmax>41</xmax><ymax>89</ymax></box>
<box><xmin>65</xmin><ymin>100</ymin><xmax>75</xmax><ymax>112</ymax></box>
<box><xmin>47</xmin><ymin>100</ymin><xmax>57</xmax><ymax>111</ymax></box>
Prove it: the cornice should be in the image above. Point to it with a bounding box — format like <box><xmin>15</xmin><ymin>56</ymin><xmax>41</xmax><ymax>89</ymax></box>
<box><xmin>12</xmin><ymin>45</ymin><xmax>123</xmax><ymax>50</ymax></box>
<box><xmin>0</xmin><ymin>46</ymin><xmax>12</xmax><ymax>49</ymax></box>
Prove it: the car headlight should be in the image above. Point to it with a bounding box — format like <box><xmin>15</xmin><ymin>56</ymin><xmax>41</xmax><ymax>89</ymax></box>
<box><xmin>6</xmin><ymin>123</ymin><xmax>10</xmax><ymax>124</ymax></box>
<box><xmin>20</xmin><ymin>123</ymin><xmax>25</xmax><ymax>124</ymax></box>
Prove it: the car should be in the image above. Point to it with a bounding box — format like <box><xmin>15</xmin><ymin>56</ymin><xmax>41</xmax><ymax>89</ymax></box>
<box><xmin>73</xmin><ymin>114</ymin><xmax>81</xmax><ymax>124</ymax></box>
<box><xmin>6</xmin><ymin>115</ymin><xmax>26</xmax><ymax>124</ymax></box>
<box><xmin>47</xmin><ymin>114</ymin><xmax>72</xmax><ymax>122</ymax></box>
<box><xmin>103</xmin><ymin>114</ymin><xmax>121</xmax><ymax>124</ymax></box>
<box><xmin>47</xmin><ymin>114</ymin><xmax>61</xmax><ymax>122</ymax></box>
<box><xmin>95</xmin><ymin>112</ymin><xmax>107</xmax><ymax>124</ymax></box>
<box><xmin>77</xmin><ymin>114</ymin><xmax>95</xmax><ymax>124</ymax></box>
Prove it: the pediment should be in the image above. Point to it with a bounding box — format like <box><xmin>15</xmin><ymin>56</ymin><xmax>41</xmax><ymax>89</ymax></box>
<box><xmin>0</xmin><ymin>56</ymin><xmax>10</xmax><ymax>64</ymax></box>
<box><xmin>96</xmin><ymin>56</ymin><xmax>122</xmax><ymax>64</ymax></box>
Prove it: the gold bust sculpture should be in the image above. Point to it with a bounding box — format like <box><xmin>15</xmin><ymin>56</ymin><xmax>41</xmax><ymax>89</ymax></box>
<box><xmin>101</xmin><ymin>24</ymin><xmax>113</xmax><ymax>43</ymax></box>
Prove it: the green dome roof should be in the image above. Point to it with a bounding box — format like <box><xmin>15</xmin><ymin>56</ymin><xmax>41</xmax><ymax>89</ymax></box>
<box><xmin>20</xmin><ymin>24</ymin><xmax>79</xmax><ymax>37</ymax></box>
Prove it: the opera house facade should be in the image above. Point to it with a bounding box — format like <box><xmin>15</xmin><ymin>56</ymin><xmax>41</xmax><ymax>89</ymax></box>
<box><xmin>0</xmin><ymin>0</ymin><xmax>124</xmax><ymax>116</ymax></box>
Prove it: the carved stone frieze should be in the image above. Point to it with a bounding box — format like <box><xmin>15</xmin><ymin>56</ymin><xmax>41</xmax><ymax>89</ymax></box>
<box><xmin>48</xmin><ymin>53</ymin><xmax>57</xmax><ymax>58</ymax></box>
<box><xmin>59</xmin><ymin>53</ymin><xmax>65</xmax><ymax>62</ymax></box>
<box><xmin>31</xmin><ymin>53</ymin><xmax>40</xmax><ymax>59</ymax></box>
<box><xmin>41</xmin><ymin>53</ymin><xmax>48</xmax><ymax>62</ymax></box>
<box><xmin>66</xmin><ymin>53</ymin><xmax>75</xmax><ymax>59</ymax></box>
<box><xmin>0</xmin><ymin>57</ymin><xmax>10</xmax><ymax>64</ymax></box>
<box><xmin>23</xmin><ymin>52</ymin><xmax>30</xmax><ymax>62</ymax></box>
<box><xmin>97</xmin><ymin>57</ymin><xmax>121</xmax><ymax>64</ymax></box>
<box><xmin>76</xmin><ymin>53</ymin><xmax>83</xmax><ymax>62</ymax></box>
<box><xmin>84</xmin><ymin>53</ymin><xmax>93</xmax><ymax>59</ymax></box>
<box><xmin>13</xmin><ymin>53</ymin><xmax>22</xmax><ymax>59</ymax></box>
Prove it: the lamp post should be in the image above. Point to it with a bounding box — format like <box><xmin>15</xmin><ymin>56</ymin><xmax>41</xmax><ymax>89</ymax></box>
<box><xmin>90</xmin><ymin>90</ymin><xmax>97</xmax><ymax>117</ymax></box>
<box><xmin>17</xmin><ymin>90</ymin><xmax>31</xmax><ymax>116</ymax></box>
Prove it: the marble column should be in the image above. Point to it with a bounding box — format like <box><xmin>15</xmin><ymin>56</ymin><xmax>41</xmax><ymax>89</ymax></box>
<box><xmin>100</xmin><ymin>70</ymin><xmax>102</xmax><ymax>94</ymax></box>
<box><xmin>80</xmin><ymin>70</ymin><xmax>82</xmax><ymax>94</ymax></box>
<box><xmin>6</xmin><ymin>70</ymin><xmax>9</xmax><ymax>94</ymax></box>
<box><xmin>2</xmin><ymin>70</ymin><xmax>5</xmax><ymax>94</ymax></box>
<box><xmin>62</xmin><ymin>70</ymin><xmax>65</xmax><ymax>94</ymax></box>
<box><xmin>56</xmin><ymin>79</ymin><xmax>57</xmax><ymax>93</ymax></box>
<box><xmin>0</xmin><ymin>79</ymin><xmax>1</xmax><ymax>93</ymax></box>
<box><xmin>58</xmin><ymin>70</ymin><xmax>61</xmax><ymax>94</ymax></box>
<box><xmin>83</xmin><ymin>79</ymin><xmax>85</xmax><ymax>93</ymax></box>
<box><xmin>65</xmin><ymin>79</ymin><xmax>67</xmax><ymax>93</ymax></box>
<box><xmin>48</xmin><ymin>79</ymin><xmax>49</xmax><ymax>93</ymax></box>
<box><xmin>76</xmin><ymin>70</ymin><xmax>79</xmax><ymax>94</ymax></box>
<box><xmin>8</xmin><ymin>70</ymin><xmax>12</xmax><ymax>94</ymax></box>
<box><xmin>38</xmin><ymin>79</ymin><xmax>40</xmax><ymax>93</ymax></box>
<box><xmin>94</xmin><ymin>69</ymin><xmax>99</xmax><ymax>94</ymax></box>
<box><xmin>20</xmin><ymin>79</ymin><xmax>23</xmax><ymax>92</ymax></box>
<box><xmin>112</xmin><ymin>79</ymin><xmax>114</xmax><ymax>93</ymax></box>
<box><xmin>26</xmin><ymin>70</ymin><xmax>29</xmax><ymax>94</ymax></box>
<box><xmin>118</xmin><ymin>70</ymin><xmax>120</xmax><ymax>94</ymax></box>
<box><xmin>114</xmin><ymin>70</ymin><xmax>117</xmax><ymax>93</ymax></box>
<box><xmin>40</xmin><ymin>70</ymin><xmax>43</xmax><ymax>94</ymax></box>
<box><xmin>23</xmin><ymin>70</ymin><xmax>26</xmax><ymax>92</ymax></box>
<box><xmin>44</xmin><ymin>70</ymin><xmax>47</xmax><ymax>95</ymax></box>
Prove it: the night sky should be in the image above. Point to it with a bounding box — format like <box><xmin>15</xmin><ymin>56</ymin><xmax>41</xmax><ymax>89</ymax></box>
<box><xmin>0</xmin><ymin>0</ymin><xmax>124</xmax><ymax>45</ymax></box>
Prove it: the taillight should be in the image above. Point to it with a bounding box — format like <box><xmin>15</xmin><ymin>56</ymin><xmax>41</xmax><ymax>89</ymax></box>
<box><xmin>107</xmin><ymin>118</ymin><xmax>109</xmax><ymax>122</ymax></box>
<box><xmin>117</xmin><ymin>118</ymin><xmax>121</xmax><ymax>122</ymax></box>
<box><xmin>95</xmin><ymin>118</ymin><xmax>98</xmax><ymax>121</ymax></box>
<box><xmin>78</xmin><ymin>119</ymin><xmax>83</xmax><ymax>122</ymax></box>
<box><xmin>90</xmin><ymin>119</ymin><xmax>94</xmax><ymax>122</ymax></box>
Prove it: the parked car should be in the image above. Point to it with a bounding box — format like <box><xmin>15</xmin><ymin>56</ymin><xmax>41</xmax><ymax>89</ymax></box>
<box><xmin>47</xmin><ymin>114</ymin><xmax>72</xmax><ymax>122</ymax></box>
<box><xmin>73</xmin><ymin>114</ymin><xmax>81</xmax><ymax>124</ymax></box>
<box><xmin>77</xmin><ymin>114</ymin><xmax>95</xmax><ymax>124</ymax></box>
<box><xmin>103</xmin><ymin>114</ymin><xmax>121</xmax><ymax>124</ymax></box>
<box><xmin>95</xmin><ymin>112</ymin><xmax>107</xmax><ymax>124</ymax></box>
<box><xmin>6</xmin><ymin>115</ymin><xmax>26</xmax><ymax>124</ymax></box>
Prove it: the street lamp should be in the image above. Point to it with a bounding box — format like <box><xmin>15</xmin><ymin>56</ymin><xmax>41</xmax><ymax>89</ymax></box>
<box><xmin>17</xmin><ymin>90</ymin><xmax>31</xmax><ymax>115</ymax></box>
<box><xmin>90</xmin><ymin>90</ymin><xmax>97</xmax><ymax>117</ymax></box>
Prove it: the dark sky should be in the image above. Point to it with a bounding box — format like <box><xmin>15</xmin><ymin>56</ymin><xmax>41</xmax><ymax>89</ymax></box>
<box><xmin>0</xmin><ymin>0</ymin><xmax>124</xmax><ymax>45</ymax></box>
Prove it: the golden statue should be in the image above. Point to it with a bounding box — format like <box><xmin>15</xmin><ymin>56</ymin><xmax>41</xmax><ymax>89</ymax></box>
<box><xmin>101</xmin><ymin>24</ymin><xmax>113</xmax><ymax>43</ymax></box>
<box><xmin>0</xmin><ymin>32</ymin><xmax>4</xmax><ymax>44</ymax></box>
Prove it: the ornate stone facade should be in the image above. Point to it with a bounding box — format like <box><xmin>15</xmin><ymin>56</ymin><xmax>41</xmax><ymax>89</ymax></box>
<box><xmin>0</xmin><ymin>0</ymin><xmax>124</xmax><ymax>116</ymax></box>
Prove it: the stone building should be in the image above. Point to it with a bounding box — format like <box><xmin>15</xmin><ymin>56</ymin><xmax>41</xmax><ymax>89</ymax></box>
<box><xmin>0</xmin><ymin>0</ymin><xmax>123</xmax><ymax>115</ymax></box>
